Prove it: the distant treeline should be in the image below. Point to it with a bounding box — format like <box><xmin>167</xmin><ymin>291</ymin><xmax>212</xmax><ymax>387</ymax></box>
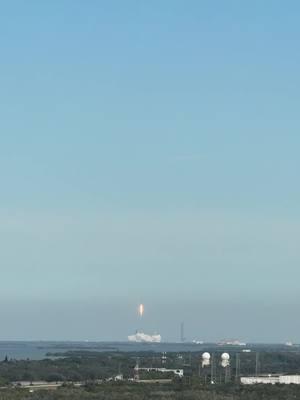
<box><xmin>1</xmin><ymin>350</ymin><xmax>300</xmax><ymax>383</ymax></box>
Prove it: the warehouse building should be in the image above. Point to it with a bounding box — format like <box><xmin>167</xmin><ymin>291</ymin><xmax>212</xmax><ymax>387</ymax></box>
<box><xmin>241</xmin><ymin>375</ymin><xmax>300</xmax><ymax>385</ymax></box>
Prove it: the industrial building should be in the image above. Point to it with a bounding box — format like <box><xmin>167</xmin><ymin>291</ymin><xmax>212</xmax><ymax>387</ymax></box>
<box><xmin>137</xmin><ymin>368</ymin><xmax>183</xmax><ymax>378</ymax></box>
<box><xmin>241</xmin><ymin>375</ymin><xmax>300</xmax><ymax>385</ymax></box>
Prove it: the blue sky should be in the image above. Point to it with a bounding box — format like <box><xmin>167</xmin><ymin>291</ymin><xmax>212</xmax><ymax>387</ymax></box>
<box><xmin>1</xmin><ymin>1</ymin><xmax>300</xmax><ymax>342</ymax></box>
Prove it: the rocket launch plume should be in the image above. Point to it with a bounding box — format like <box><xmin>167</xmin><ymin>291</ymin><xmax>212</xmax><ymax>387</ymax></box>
<box><xmin>139</xmin><ymin>303</ymin><xmax>144</xmax><ymax>317</ymax></box>
<box><xmin>128</xmin><ymin>303</ymin><xmax>162</xmax><ymax>343</ymax></box>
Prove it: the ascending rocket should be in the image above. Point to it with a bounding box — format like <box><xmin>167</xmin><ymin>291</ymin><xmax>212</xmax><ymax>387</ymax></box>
<box><xmin>139</xmin><ymin>303</ymin><xmax>144</xmax><ymax>317</ymax></box>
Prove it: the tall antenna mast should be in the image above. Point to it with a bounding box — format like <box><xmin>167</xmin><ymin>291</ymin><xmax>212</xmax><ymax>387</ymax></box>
<box><xmin>210</xmin><ymin>353</ymin><xmax>214</xmax><ymax>384</ymax></box>
<box><xmin>180</xmin><ymin>322</ymin><xmax>185</xmax><ymax>343</ymax></box>
<box><xmin>255</xmin><ymin>352</ymin><xmax>260</xmax><ymax>376</ymax></box>
<box><xmin>134</xmin><ymin>358</ymin><xmax>140</xmax><ymax>381</ymax></box>
<box><xmin>235</xmin><ymin>353</ymin><xmax>240</xmax><ymax>383</ymax></box>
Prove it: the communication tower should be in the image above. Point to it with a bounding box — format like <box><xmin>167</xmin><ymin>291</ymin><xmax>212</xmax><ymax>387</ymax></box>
<box><xmin>180</xmin><ymin>322</ymin><xmax>185</xmax><ymax>342</ymax></box>
<box><xmin>134</xmin><ymin>358</ymin><xmax>140</xmax><ymax>381</ymax></box>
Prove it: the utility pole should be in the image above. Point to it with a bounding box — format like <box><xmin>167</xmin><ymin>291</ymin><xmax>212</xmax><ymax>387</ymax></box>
<box><xmin>255</xmin><ymin>352</ymin><xmax>260</xmax><ymax>376</ymax></box>
<box><xmin>210</xmin><ymin>353</ymin><xmax>214</xmax><ymax>384</ymax></box>
<box><xmin>134</xmin><ymin>358</ymin><xmax>140</xmax><ymax>381</ymax></box>
<box><xmin>235</xmin><ymin>353</ymin><xmax>240</xmax><ymax>384</ymax></box>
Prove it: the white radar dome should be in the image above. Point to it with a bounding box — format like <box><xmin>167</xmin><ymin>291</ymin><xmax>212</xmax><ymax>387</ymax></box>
<box><xmin>221</xmin><ymin>353</ymin><xmax>230</xmax><ymax>360</ymax></box>
<box><xmin>202</xmin><ymin>352</ymin><xmax>211</xmax><ymax>360</ymax></box>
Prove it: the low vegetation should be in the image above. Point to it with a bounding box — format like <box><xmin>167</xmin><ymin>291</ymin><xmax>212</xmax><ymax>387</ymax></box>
<box><xmin>0</xmin><ymin>349</ymin><xmax>300</xmax><ymax>399</ymax></box>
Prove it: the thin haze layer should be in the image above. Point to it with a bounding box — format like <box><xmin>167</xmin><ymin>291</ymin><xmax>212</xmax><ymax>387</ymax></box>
<box><xmin>0</xmin><ymin>1</ymin><xmax>300</xmax><ymax>342</ymax></box>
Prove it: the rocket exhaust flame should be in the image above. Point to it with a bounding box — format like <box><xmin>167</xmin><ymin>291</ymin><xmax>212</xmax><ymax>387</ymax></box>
<box><xmin>139</xmin><ymin>303</ymin><xmax>144</xmax><ymax>317</ymax></box>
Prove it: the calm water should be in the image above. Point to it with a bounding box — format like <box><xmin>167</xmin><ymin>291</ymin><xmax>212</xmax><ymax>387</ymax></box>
<box><xmin>0</xmin><ymin>341</ymin><xmax>292</xmax><ymax>360</ymax></box>
<box><xmin>0</xmin><ymin>341</ymin><xmax>213</xmax><ymax>360</ymax></box>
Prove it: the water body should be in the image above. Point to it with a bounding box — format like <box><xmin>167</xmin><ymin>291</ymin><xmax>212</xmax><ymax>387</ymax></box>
<box><xmin>0</xmin><ymin>342</ymin><xmax>208</xmax><ymax>360</ymax></box>
<box><xmin>0</xmin><ymin>341</ymin><xmax>293</xmax><ymax>360</ymax></box>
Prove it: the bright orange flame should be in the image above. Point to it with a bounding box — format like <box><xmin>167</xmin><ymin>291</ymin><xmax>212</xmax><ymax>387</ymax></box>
<box><xmin>139</xmin><ymin>303</ymin><xmax>144</xmax><ymax>317</ymax></box>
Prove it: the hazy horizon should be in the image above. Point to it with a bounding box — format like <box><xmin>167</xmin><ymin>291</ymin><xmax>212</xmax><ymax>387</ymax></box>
<box><xmin>1</xmin><ymin>1</ymin><xmax>300</xmax><ymax>343</ymax></box>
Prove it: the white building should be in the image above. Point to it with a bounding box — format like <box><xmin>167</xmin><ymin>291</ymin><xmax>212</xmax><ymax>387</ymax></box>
<box><xmin>241</xmin><ymin>375</ymin><xmax>300</xmax><ymax>385</ymax></box>
<box><xmin>279</xmin><ymin>375</ymin><xmax>300</xmax><ymax>384</ymax></box>
<box><xmin>138</xmin><ymin>368</ymin><xmax>183</xmax><ymax>378</ymax></box>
